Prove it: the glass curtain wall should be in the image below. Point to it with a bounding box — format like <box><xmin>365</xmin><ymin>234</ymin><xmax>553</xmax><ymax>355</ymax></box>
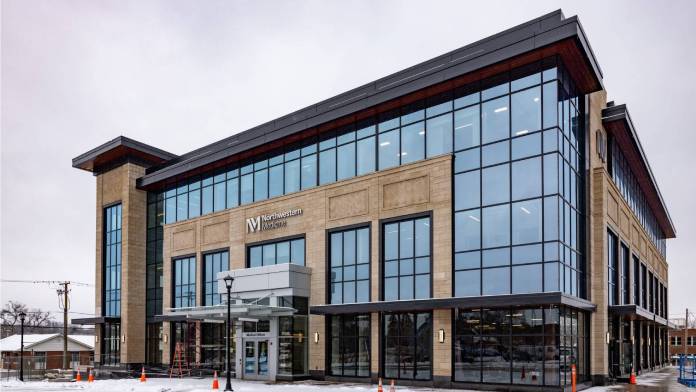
<box><xmin>104</xmin><ymin>204</ymin><xmax>122</xmax><ymax>317</ymax></box>
<box><xmin>453</xmin><ymin>61</ymin><xmax>585</xmax><ymax>299</ymax></box>
<box><xmin>146</xmin><ymin>192</ymin><xmax>164</xmax><ymax>364</ymax></box>
<box><xmin>453</xmin><ymin>306</ymin><xmax>587</xmax><ymax>386</ymax></box>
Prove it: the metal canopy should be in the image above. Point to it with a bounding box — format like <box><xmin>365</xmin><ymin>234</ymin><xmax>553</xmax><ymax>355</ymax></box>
<box><xmin>156</xmin><ymin>302</ymin><xmax>296</xmax><ymax>322</ymax></box>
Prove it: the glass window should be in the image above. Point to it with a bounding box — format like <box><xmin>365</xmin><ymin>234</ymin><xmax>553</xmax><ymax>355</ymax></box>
<box><xmin>383</xmin><ymin>312</ymin><xmax>432</xmax><ymax>380</ymax></box>
<box><xmin>247</xmin><ymin>238</ymin><xmax>305</xmax><ymax>267</ymax></box>
<box><xmin>173</xmin><ymin>256</ymin><xmax>196</xmax><ymax>308</ymax></box>
<box><xmin>329</xmin><ymin>314</ymin><xmax>371</xmax><ymax>377</ymax></box>
<box><xmin>356</xmin><ymin>136</ymin><xmax>375</xmax><ymax>175</ymax></box>
<box><xmin>454</xmin><ymin>148</ymin><xmax>480</xmax><ymax>173</ymax></box>
<box><xmin>482</xmin><ymin>267</ymin><xmax>510</xmax><ymax>295</ymax></box>
<box><xmin>301</xmin><ymin>154</ymin><xmax>317</xmax><ymax>189</ymax></box>
<box><xmin>401</xmin><ymin>122</ymin><xmax>425</xmax><ymax>164</ymax></box>
<box><xmin>284</xmin><ymin>159</ymin><xmax>300</xmax><ymax>194</ymax></box>
<box><xmin>269</xmin><ymin>165</ymin><xmax>283</xmax><ymax>198</ymax></box>
<box><xmin>202</xmin><ymin>185</ymin><xmax>214</xmax><ymax>214</ymax></box>
<box><xmin>204</xmin><ymin>251</ymin><xmax>228</xmax><ymax>306</ymax></box>
<box><xmin>512</xmin><ymin>199</ymin><xmax>541</xmax><ymax>245</ymax></box>
<box><xmin>482</xmin><ymin>140</ymin><xmax>509</xmax><ymax>167</ymax></box>
<box><xmin>455</xmin><ymin>210</ymin><xmax>480</xmax><ymax>252</ymax></box>
<box><xmin>225</xmin><ymin>178</ymin><xmax>238</xmax><ymax>208</ymax></box>
<box><xmin>214</xmin><ymin>181</ymin><xmax>226</xmax><ymax>211</ymax></box>
<box><xmin>482</xmin><ymin>164</ymin><xmax>509</xmax><ymax>205</ymax></box>
<box><xmin>543</xmin><ymin>82</ymin><xmax>558</xmax><ymax>128</ymax></box>
<box><xmin>482</xmin><ymin>96</ymin><xmax>509</xmax><ymax>144</ymax></box>
<box><xmin>482</xmin><ymin>204</ymin><xmax>510</xmax><ymax>248</ymax></box>
<box><xmin>455</xmin><ymin>170</ymin><xmax>480</xmax><ymax>211</ymax></box>
<box><xmin>383</xmin><ymin>216</ymin><xmax>431</xmax><ymax>300</ymax></box>
<box><xmin>330</xmin><ymin>227</ymin><xmax>370</xmax><ymax>304</ymax></box>
<box><xmin>511</xmin><ymin>86</ymin><xmax>541</xmax><ymax>136</ymax></box>
<box><xmin>319</xmin><ymin>148</ymin><xmax>336</xmax><ymax>185</ymax></box>
<box><xmin>240</xmin><ymin>174</ymin><xmax>253</xmax><ymax>205</ymax></box>
<box><xmin>512</xmin><ymin>263</ymin><xmax>542</xmax><ymax>294</ymax></box>
<box><xmin>104</xmin><ymin>204</ymin><xmax>122</xmax><ymax>317</ymax></box>
<box><xmin>378</xmin><ymin>129</ymin><xmax>400</xmax><ymax>170</ymax></box>
<box><xmin>512</xmin><ymin>157</ymin><xmax>542</xmax><ymax>200</ymax></box>
<box><xmin>511</xmin><ymin>132</ymin><xmax>541</xmax><ymax>160</ymax></box>
<box><xmin>426</xmin><ymin>114</ymin><xmax>453</xmax><ymax>157</ymax></box>
<box><xmin>176</xmin><ymin>193</ymin><xmax>188</xmax><ymax>221</ymax></box>
<box><xmin>454</xmin><ymin>105</ymin><xmax>480</xmax><ymax>151</ymax></box>
<box><xmin>337</xmin><ymin>142</ymin><xmax>356</xmax><ymax>180</ymax></box>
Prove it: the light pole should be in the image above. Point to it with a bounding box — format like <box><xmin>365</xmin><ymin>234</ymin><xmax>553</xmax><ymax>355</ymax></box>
<box><xmin>223</xmin><ymin>276</ymin><xmax>234</xmax><ymax>392</ymax></box>
<box><xmin>18</xmin><ymin>311</ymin><xmax>26</xmax><ymax>382</ymax></box>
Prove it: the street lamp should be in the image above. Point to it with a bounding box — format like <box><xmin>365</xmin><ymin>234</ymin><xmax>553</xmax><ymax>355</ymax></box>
<box><xmin>18</xmin><ymin>311</ymin><xmax>26</xmax><ymax>382</ymax></box>
<box><xmin>223</xmin><ymin>275</ymin><xmax>234</xmax><ymax>392</ymax></box>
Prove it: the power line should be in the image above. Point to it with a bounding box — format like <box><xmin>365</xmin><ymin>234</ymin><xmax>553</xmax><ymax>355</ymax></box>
<box><xmin>0</xmin><ymin>279</ymin><xmax>93</xmax><ymax>287</ymax></box>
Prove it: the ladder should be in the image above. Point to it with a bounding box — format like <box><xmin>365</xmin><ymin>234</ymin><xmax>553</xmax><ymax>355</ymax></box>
<box><xmin>169</xmin><ymin>342</ymin><xmax>191</xmax><ymax>378</ymax></box>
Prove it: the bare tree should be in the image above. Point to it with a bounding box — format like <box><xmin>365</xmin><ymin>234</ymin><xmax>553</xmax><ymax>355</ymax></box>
<box><xmin>0</xmin><ymin>301</ymin><xmax>53</xmax><ymax>337</ymax></box>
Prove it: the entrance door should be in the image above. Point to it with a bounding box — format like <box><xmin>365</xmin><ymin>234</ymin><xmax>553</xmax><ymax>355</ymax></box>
<box><xmin>243</xmin><ymin>339</ymin><xmax>269</xmax><ymax>380</ymax></box>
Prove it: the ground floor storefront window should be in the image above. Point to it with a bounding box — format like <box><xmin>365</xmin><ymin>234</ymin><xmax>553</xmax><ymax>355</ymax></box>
<box><xmin>201</xmin><ymin>322</ymin><xmax>232</xmax><ymax>371</ymax></box>
<box><xmin>383</xmin><ymin>312</ymin><xmax>432</xmax><ymax>380</ymax></box>
<box><xmin>278</xmin><ymin>296</ymin><xmax>309</xmax><ymax>376</ymax></box>
<box><xmin>453</xmin><ymin>306</ymin><xmax>587</xmax><ymax>386</ymax></box>
<box><xmin>146</xmin><ymin>322</ymin><xmax>163</xmax><ymax>365</ymax></box>
<box><xmin>172</xmin><ymin>321</ymin><xmax>196</xmax><ymax>366</ymax></box>
<box><xmin>329</xmin><ymin>314</ymin><xmax>370</xmax><ymax>377</ymax></box>
<box><xmin>102</xmin><ymin>322</ymin><xmax>120</xmax><ymax>365</ymax></box>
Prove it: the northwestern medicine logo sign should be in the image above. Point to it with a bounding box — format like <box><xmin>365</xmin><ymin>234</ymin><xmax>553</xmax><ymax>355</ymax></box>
<box><xmin>246</xmin><ymin>208</ymin><xmax>303</xmax><ymax>233</ymax></box>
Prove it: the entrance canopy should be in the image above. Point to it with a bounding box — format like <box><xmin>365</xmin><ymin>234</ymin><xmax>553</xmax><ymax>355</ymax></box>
<box><xmin>154</xmin><ymin>302</ymin><xmax>296</xmax><ymax>322</ymax></box>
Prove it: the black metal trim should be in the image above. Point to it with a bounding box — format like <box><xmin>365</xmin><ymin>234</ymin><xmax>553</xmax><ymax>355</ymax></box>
<box><xmin>72</xmin><ymin>136</ymin><xmax>177</xmax><ymax>172</ymax></box>
<box><xmin>310</xmin><ymin>292</ymin><xmax>596</xmax><ymax>315</ymax></box>
<box><xmin>244</xmin><ymin>233</ymin><xmax>306</xmax><ymax>268</ymax></box>
<box><xmin>137</xmin><ymin>10</ymin><xmax>603</xmax><ymax>188</ymax></box>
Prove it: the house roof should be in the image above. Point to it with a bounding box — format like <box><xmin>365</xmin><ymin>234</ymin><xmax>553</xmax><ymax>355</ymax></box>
<box><xmin>0</xmin><ymin>334</ymin><xmax>94</xmax><ymax>352</ymax></box>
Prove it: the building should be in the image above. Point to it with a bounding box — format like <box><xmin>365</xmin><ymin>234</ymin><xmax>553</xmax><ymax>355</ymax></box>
<box><xmin>0</xmin><ymin>334</ymin><xmax>93</xmax><ymax>370</ymax></box>
<box><xmin>668</xmin><ymin>322</ymin><xmax>696</xmax><ymax>363</ymax></box>
<box><xmin>71</xmin><ymin>10</ymin><xmax>676</xmax><ymax>389</ymax></box>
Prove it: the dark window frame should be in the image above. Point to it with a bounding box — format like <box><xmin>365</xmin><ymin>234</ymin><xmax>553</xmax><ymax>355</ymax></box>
<box><xmin>326</xmin><ymin>223</ymin><xmax>372</xmax><ymax>305</ymax></box>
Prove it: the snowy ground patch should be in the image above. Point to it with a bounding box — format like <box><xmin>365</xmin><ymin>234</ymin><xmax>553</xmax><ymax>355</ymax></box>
<box><xmin>0</xmin><ymin>378</ymin><xmax>467</xmax><ymax>392</ymax></box>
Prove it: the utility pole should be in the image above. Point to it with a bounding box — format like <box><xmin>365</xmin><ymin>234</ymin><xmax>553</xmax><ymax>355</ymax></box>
<box><xmin>685</xmin><ymin>308</ymin><xmax>689</xmax><ymax>358</ymax></box>
<box><xmin>57</xmin><ymin>282</ymin><xmax>70</xmax><ymax>370</ymax></box>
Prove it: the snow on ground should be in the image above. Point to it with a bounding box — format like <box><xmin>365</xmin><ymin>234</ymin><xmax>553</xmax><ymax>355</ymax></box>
<box><xmin>0</xmin><ymin>378</ymin><xmax>466</xmax><ymax>392</ymax></box>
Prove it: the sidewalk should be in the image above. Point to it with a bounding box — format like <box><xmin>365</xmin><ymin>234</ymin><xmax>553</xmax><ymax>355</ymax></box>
<box><xmin>586</xmin><ymin>366</ymin><xmax>693</xmax><ymax>392</ymax></box>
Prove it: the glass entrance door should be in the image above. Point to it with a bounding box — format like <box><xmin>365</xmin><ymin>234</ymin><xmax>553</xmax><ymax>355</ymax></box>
<box><xmin>243</xmin><ymin>339</ymin><xmax>269</xmax><ymax>380</ymax></box>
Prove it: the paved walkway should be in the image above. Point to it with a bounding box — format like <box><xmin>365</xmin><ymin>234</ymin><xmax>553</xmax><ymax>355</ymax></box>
<box><xmin>587</xmin><ymin>367</ymin><xmax>694</xmax><ymax>391</ymax></box>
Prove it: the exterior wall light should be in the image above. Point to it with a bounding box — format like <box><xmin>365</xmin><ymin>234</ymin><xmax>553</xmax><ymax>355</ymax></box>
<box><xmin>605</xmin><ymin>332</ymin><xmax>610</xmax><ymax>344</ymax></box>
<box><xmin>163</xmin><ymin>333</ymin><xmax>168</xmax><ymax>343</ymax></box>
<box><xmin>314</xmin><ymin>332</ymin><xmax>320</xmax><ymax>344</ymax></box>
<box><xmin>122</xmin><ymin>334</ymin><xmax>126</xmax><ymax>343</ymax></box>
<box><xmin>438</xmin><ymin>329</ymin><xmax>445</xmax><ymax>343</ymax></box>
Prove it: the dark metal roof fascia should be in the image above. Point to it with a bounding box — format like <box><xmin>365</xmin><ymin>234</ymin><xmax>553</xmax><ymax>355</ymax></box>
<box><xmin>72</xmin><ymin>135</ymin><xmax>178</xmax><ymax>171</ymax></box>
<box><xmin>138</xmin><ymin>10</ymin><xmax>603</xmax><ymax>188</ymax></box>
<box><xmin>602</xmin><ymin>104</ymin><xmax>676</xmax><ymax>237</ymax></box>
<box><xmin>309</xmin><ymin>292</ymin><xmax>596</xmax><ymax>315</ymax></box>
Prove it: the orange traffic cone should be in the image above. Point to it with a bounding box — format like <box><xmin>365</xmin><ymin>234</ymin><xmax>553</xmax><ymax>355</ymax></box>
<box><xmin>87</xmin><ymin>368</ymin><xmax>94</xmax><ymax>382</ymax></box>
<box><xmin>377</xmin><ymin>377</ymin><xmax>383</xmax><ymax>392</ymax></box>
<box><xmin>75</xmin><ymin>369</ymin><xmax>82</xmax><ymax>382</ymax></box>
<box><xmin>389</xmin><ymin>379</ymin><xmax>395</xmax><ymax>392</ymax></box>
<box><xmin>212</xmin><ymin>371</ymin><xmax>219</xmax><ymax>390</ymax></box>
<box><xmin>629</xmin><ymin>369</ymin><xmax>637</xmax><ymax>385</ymax></box>
<box><xmin>139</xmin><ymin>366</ymin><xmax>147</xmax><ymax>382</ymax></box>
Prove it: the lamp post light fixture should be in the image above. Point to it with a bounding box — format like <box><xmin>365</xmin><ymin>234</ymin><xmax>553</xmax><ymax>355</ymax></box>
<box><xmin>223</xmin><ymin>275</ymin><xmax>234</xmax><ymax>392</ymax></box>
<box><xmin>18</xmin><ymin>311</ymin><xmax>26</xmax><ymax>382</ymax></box>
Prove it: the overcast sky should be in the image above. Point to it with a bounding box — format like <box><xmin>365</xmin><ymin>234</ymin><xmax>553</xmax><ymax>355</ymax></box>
<box><xmin>1</xmin><ymin>0</ymin><xmax>694</xmax><ymax>322</ymax></box>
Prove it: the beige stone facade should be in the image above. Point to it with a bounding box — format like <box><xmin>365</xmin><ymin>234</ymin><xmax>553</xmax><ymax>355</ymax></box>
<box><xmin>93</xmin><ymin>162</ymin><xmax>147</xmax><ymax>364</ymax></box>
<box><xmin>159</xmin><ymin>155</ymin><xmax>452</xmax><ymax>371</ymax></box>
